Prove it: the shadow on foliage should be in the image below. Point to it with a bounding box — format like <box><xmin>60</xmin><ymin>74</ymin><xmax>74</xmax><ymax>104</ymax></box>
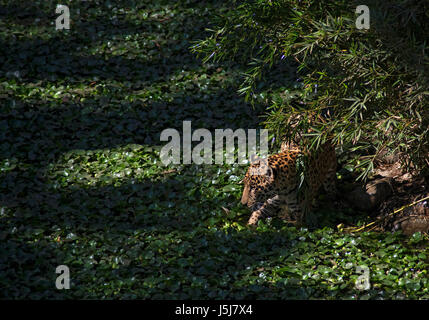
<box><xmin>0</xmin><ymin>85</ymin><xmax>263</xmax><ymax>165</ymax></box>
<box><xmin>0</xmin><ymin>0</ymin><xmax>228</xmax><ymax>82</ymax></box>
<box><xmin>0</xmin><ymin>171</ymin><xmax>337</xmax><ymax>299</ymax></box>
<box><xmin>0</xmin><ymin>0</ymin><xmax>341</xmax><ymax>300</ymax></box>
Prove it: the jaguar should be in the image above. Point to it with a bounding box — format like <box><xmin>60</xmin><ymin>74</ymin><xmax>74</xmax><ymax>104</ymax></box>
<box><xmin>241</xmin><ymin>142</ymin><xmax>337</xmax><ymax>226</ymax></box>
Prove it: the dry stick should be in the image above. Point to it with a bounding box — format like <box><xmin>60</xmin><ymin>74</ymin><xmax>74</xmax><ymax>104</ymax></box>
<box><xmin>344</xmin><ymin>195</ymin><xmax>429</xmax><ymax>233</ymax></box>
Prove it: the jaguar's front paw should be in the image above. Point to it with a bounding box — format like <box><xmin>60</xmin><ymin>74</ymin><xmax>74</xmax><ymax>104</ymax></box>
<box><xmin>247</xmin><ymin>210</ymin><xmax>261</xmax><ymax>227</ymax></box>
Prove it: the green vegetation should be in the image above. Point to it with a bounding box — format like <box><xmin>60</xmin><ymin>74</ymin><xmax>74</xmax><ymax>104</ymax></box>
<box><xmin>193</xmin><ymin>0</ymin><xmax>428</xmax><ymax>180</ymax></box>
<box><xmin>0</xmin><ymin>0</ymin><xmax>428</xmax><ymax>299</ymax></box>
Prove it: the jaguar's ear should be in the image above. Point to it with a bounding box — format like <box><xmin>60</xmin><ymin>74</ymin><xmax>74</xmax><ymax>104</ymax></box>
<box><xmin>249</xmin><ymin>154</ymin><xmax>265</xmax><ymax>165</ymax></box>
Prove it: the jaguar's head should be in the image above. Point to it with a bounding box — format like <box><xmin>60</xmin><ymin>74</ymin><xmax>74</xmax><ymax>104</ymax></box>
<box><xmin>241</xmin><ymin>158</ymin><xmax>275</xmax><ymax>211</ymax></box>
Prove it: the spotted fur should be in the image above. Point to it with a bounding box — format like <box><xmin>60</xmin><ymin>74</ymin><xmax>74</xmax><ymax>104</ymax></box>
<box><xmin>241</xmin><ymin>143</ymin><xmax>337</xmax><ymax>226</ymax></box>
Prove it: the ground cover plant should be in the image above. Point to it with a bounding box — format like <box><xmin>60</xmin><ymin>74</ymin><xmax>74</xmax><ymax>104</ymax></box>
<box><xmin>0</xmin><ymin>0</ymin><xmax>428</xmax><ymax>299</ymax></box>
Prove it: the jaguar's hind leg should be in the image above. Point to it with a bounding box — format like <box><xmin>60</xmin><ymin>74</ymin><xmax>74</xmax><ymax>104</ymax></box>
<box><xmin>277</xmin><ymin>191</ymin><xmax>307</xmax><ymax>226</ymax></box>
